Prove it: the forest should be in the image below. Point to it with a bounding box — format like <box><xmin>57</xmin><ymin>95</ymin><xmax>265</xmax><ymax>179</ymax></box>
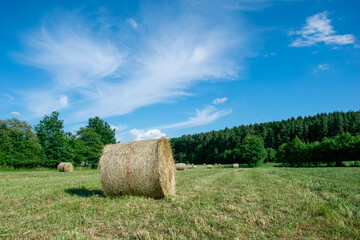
<box><xmin>170</xmin><ymin>111</ymin><xmax>360</xmax><ymax>166</ymax></box>
<box><xmin>0</xmin><ymin>110</ymin><xmax>359</xmax><ymax>168</ymax></box>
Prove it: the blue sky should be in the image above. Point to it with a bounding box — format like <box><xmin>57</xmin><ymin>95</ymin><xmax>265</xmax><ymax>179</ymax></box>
<box><xmin>0</xmin><ymin>0</ymin><xmax>359</xmax><ymax>142</ymax></box>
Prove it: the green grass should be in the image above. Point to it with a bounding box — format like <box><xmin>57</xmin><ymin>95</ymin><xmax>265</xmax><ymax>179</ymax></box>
<box><xmin>1</xmin><ymin>164</ymin><xmax>359</xmax><ymax>239</ymax></box>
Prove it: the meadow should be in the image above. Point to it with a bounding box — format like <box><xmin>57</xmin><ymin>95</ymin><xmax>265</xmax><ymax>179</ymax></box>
<box><xmin>0</xmin><ymin>165</ymin><xmax>359</xmax><ymax>239</ymax></box>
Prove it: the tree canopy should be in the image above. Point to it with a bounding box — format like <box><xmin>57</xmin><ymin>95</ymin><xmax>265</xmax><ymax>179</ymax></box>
<box><xmin>34</xmin><ymin>112</ymin><xmax>73</xmax><ymax>167</ymax></box>
<box><xmin>171</xmin><ymin>111</ymin><xmax>360</xmax><ymax>165</ymax></box>
<box><xmin>0</xmin><ymin>118</ymin><xmax>41</xmax><ymax>168</ymax></box>
<box><xmin>1</xmin><ymin>110</ymin><xmax>359</xmax><ymax>169</ymax></box>
<box><xmin>73</xmin><ymin>127</ymin><xmax>103</xmax><ymax>166</ymax></box>
<box><xmin>86</xmin><ymin>116</ymin><xmax>116</xmax><ymax>145</ymax></box>
<box><xmin>239</xmin><ymin>135</ymin><xmax>267</xmax><ymax>167</ymax></box>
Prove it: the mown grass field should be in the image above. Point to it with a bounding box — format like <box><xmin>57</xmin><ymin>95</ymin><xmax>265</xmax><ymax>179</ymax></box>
<box><xmin>1</xmin><ymin>165</ymin><xmax>359</xmax><ymax>239</ymax></box>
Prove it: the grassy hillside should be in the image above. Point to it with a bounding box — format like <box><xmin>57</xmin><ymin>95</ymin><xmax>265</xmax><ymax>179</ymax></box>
<box><xmin>1</xmin><ymin>165</ymin><xmax>359</xmax><ymax>239</ymax></box>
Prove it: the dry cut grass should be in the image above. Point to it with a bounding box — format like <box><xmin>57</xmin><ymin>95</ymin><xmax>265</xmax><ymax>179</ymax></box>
<box><xmin>0</xmin><ymin>165</ymin><xmax>359</xmax><ymax>239</ymax></box>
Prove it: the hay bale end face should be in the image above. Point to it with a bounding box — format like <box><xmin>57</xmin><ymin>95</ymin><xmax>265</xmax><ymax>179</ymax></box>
<box><xmin>207</xmin><ymin>165</ymin><xmax>213</xmax><ymax>169</ymax></box>
<box><xmin>99</xmin><ymin>138</ymin><xmax>175</xmax><ymax>198</ymax></box>
<box><xmin>176</xmin><ymin>163</ymin><xmax>186</xmax><ymax>170</ymax></box>
<box><xmin>233</xmin><ymin>163</ymin><xmax>239</xmax><ymax>168</ymax></box>
<box><xmin>57</xmin><ymin>162</ymin><xmax>73</xmax><ymax>172</ymax></box>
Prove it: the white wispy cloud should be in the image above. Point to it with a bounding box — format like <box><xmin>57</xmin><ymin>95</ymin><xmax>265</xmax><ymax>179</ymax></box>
<box><xmin>1</xmin><ymin>93</ymin><xmax>15</xmax><ymax>101</ymax></box>
<box><xmin>11</xmin><ymin>111</ymin><xmax>21</xmax><ymax>116</ymax></box>
<box><xmin>16</xmin><ymin>3</ymin><xmax>246</xmax><ymax>122</ymax></box>
<box><xmin>110</xmin><ymin>124</ymin><xmax>128</xmax><ymax>132</ymax></box>
<box><xmin>224</xmin><ymin>0</ymin><xmax>272</xmax><ymax>11</ymax></box>
<box><xmin>20</xmin><ymin>24</ymin><xmax>123</xmax><ymax>90</ymax></box>
<box><xmin>110</xmin><ymin>124</ymin><xmax>128</xmax><ymax>142</ymax></box>
<box><xmin>159</xmin><ymin>105</ymin><xmax>232</xmax><ymax>129</ymax></box>
<box><xmin>290</xmin><ymin>12</ymin><xmax>355</xmax><ymax>47</ymax></box>
<box><xmin>127</xmin><ymin>18</ymin><xmax>138</xmax><ymax>29</ymax></box>
<box><xmin>129</xmin><ymin>129</ymin><xmax>166</xmax><ymax>141</ymax></box>
<box><xmin>212</xmin><ymin>97</ymin><xmax>228</xmax><ymax>104</ymax></box>
<box><xmin>21</xmin><ymin>92</ymin><xmax>69</xmax><ymax>117</ymax></box>
<box><xmin>318</xmin><ymin>63</ymin><xmax>330</xmax><ymax>70</ymax></box>
<box><xmin>264</xmin><ymin>52</ymin><xmax>276</xmax><ymax>58</ymax></box>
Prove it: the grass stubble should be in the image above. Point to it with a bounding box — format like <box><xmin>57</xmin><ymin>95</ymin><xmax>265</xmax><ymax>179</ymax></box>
<box><xmin>0</xmin><ymin>164</ymin><xmax>359</xmax><ymax>239</ymax></box>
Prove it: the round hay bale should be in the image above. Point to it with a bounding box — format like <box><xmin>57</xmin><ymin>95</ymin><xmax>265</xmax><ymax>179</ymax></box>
<box><xmin>57</xmin><ymin>162</ymin><xmax>73</xmax><ymax>172</ymax></box>
<box><xmin>187</xmin><ymin>164</ymin><xmax>193</xmax><ymax>169</ymax></box>
<box><xmin>207</xmin><ymin>165</ymin><xmax>213</xmax><ymax>169</ymax></box>
<box><xmin>176</xmin><ymin>163</ymin><xmax>186</xmax><ymax>170</ymax></box>
<box><xmin>99</xmin><ymin>138</ymin><xmax>175</xmax><ymax>198</ymax></box>
<box><xmin>233</xmin><ymin>163</ymin><xmax>239</xmax><ymax>168</ymax></box>
<box><xmin>203</xmin><ymin>163</ymin><xmax>206</xmax><ymax>165</ymax></box>
<box><xmin>193</xmin><ymin>165</ymin><xmax>197</xmax><ymax>169</ymax></box>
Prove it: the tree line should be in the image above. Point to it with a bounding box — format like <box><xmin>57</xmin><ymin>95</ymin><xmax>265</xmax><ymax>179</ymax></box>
<box><xmin>277</xmin><ymin>133</ymin><xmax>360</xmax><ymax>167</ymax></box>
<box><xmin>1</xmin><ymin>110</ymin><xmax>359</xmax><ymax>168</ymax></box>
<box><xmin>0</xmin><ymin>112</ymin><xmax>115</xmax><ymax>168</ymax></box>
<box><xmin>170</xmin><ymin>111</ymin><xmax>360</xmax><ymax>165</ymax></box>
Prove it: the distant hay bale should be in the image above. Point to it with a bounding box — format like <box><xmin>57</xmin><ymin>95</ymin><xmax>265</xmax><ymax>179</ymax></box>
<box><xmin>207</xmin><ymin>165</ymin><xmax>213</xmax><ymax>169</ymax></box>
<box><xmin>193</xmin><ymin>165</ymin><xmax>197</xmax><ymax>169</ymax></box>
<box><xmin>176</xmin><ymin>163</ymin><xmax>186</xmax><ymax>170</ymax></box>
<box><xmin>57</xmin><ymin>162</ymin><xmax>73</xmax><ymax>172</ymax></box>
<box><xmin>203</xmin><ymin>163</ymin><xmax>206</xmax><ymax>165</ymax></box>
<box><xmin>99</xmin><ymin>138</ymin><xmax>175</xmax><ymax>198</ymax></box>
<box><xmin>233</xmin><ymin>163</ymin><xmax>239</xmax><ymax>168</ymax></box>
<box><xmin>188</xmin><ymin>164</ymin><xmax>193</xmax><ymax>169</ymax></box>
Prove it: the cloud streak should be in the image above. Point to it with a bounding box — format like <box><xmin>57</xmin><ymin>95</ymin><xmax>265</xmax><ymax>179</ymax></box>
<box><xmin>127</xmin><ymin>18</ymin><xmax>138</xmax><ymax>29</ymax></box>
<box><xmin>318</xmin><ymin>64</ymin><xmax>330</xmax><ymax>70</ymax></box>
<box><xmin>290</xmin><ymin>12</ymin><xmax>355</xmax><ymax>47</ymax></box>
<box><xmin>159</xmin><ymin>106</ymin><xmax>232</xmax><ymax>129</ymax></box>
<box><xmin>16</xmin><ymin>2</ymin><xmax>246</xmax><ymax>122</ymax></box>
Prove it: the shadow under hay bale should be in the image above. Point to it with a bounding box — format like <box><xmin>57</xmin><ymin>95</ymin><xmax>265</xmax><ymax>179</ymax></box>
<box><xmin>57</xmin><ymin>162</ymin><xmax>73</xmax><ymax>172</ymax></box>
<box><xmin>176</xmin><ymin>163</ymin><xmax>186</xmax><ymax>170</ymax></box>
<box><xmin>99</xmin><ymin>137</ymin><xmax>175</xmax><ymax>198</ymax></box>
<box><xmin>65</xmin><ymin>188</ymin><xmax>105</xmax><ymax>198</ymax></box>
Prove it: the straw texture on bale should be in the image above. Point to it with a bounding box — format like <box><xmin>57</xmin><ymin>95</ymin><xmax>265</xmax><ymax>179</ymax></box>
<box><xmin>176</xmin><ymin>163</ymin><xmax>186</xmax><ymax>170</ymax></box>
<box><xmin>233</xmin><ymin>163</ymin><xmax>239</xmax><ymax>168</ymax></box>
<box><xmin>99</xmin><ymin>138</ymin><xmax>175</xmax><ymax>198</ymax></box>
<box><xmin>57</xmin><ymin>162</ymin><xmax>73</xmax><ymax>172</ymax></box>
<box><xmin>207</xmin><ymin>165</ymin><xmax>213</xmax><ymax>169</ymax></box>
